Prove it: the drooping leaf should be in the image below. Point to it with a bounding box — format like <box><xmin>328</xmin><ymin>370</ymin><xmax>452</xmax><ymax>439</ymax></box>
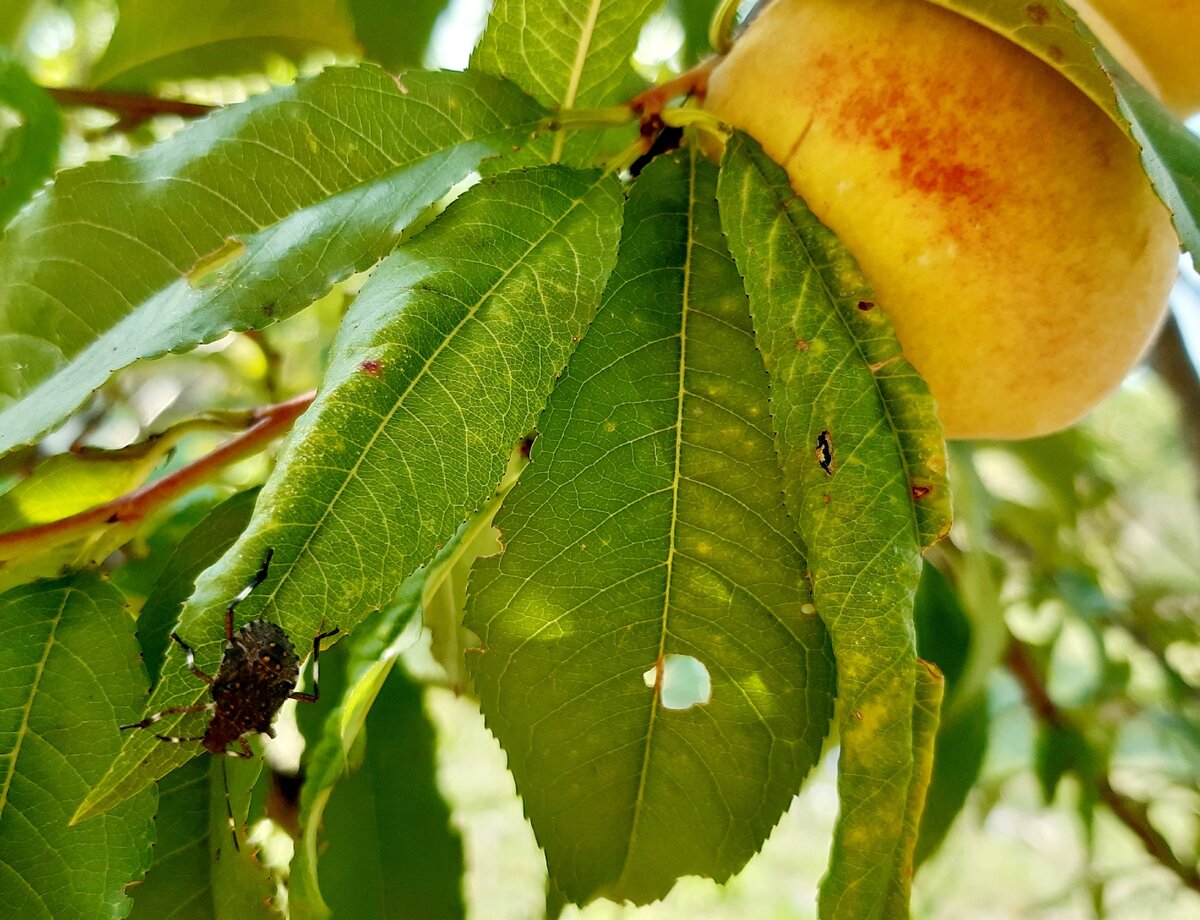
<box><xmin>348</xmin><ymin>0</ymin><xmax>445</xmax><ymax>70</ymax></box>
<box><xmin>718</xmin><ymin>133</ymin><xmax>950</xmax><ymax>920</ymax></box>
<box><xmin>473</xmin><ymin>0</ymin><xmax>658</xmax><ymax>163</ymax></box>
<box><xmin>137</xmin><ymin>488</ymin><xmax>260</xmax><ymax>686</ymax></box>
<box><xmin>883</xmin><ymin>661</ymin><xmax>943</xmax><ymax>917</ymax></box>
<box><xmin>0</xmin><ymin>66</ymin><xmax>547</xmax><ymax>457</ymax></box>
<box><xmin>304</xmin><ymin>663</ymin><xmax>465</xmax><ymax>920</ymax></box>
<box><xmin>91</xmin><ymin>0</ymin><xmax>360</xmax><ymax>89</ymax></box>
<box><xmin>924</xmin><ymin>0</ymin><xmax>1200</xmax><ymax>255</ymax></box>
<box><xmin>127</xmin><ymin>756</ymin><xmax>278</xmax><ymax>920</ymax></box>
<box><xmin>76</xmin><ymin>164</ymin><xmax>624</xmax><ymax>820</ymax></box>
<box><xmin>0</xmin><ymin>574</ymin><xmax>156</xmax><ymax>920</ymax></box>
<box><xmin>0</xmin><ymin>51</ymin><xmax>58</xmax><ymax>228</ymax></box>
<box><xmin>468</xmin><ymin>151</ymin><xmax>834</xmax><ymax>905</ymax></box>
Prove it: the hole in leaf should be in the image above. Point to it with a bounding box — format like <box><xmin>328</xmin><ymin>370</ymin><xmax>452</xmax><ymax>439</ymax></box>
<box><xmin>642</xmin><ymin>654</ymin><xmax>712</xmax><ymax>711</ymax></box>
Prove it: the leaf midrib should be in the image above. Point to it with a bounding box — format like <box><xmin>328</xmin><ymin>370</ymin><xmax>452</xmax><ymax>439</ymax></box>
<box><xmin>549</xmin><ymin>0</ymin><xmax>603</xmax><ymax>163</ymax></box>
<box><xmin>253</xmin><ymin>173</ymin><xmax>606</xmax><ymax>633</ymax></box>
<box><xmin>613</xmin><ymin>156</ymin><xmax>698</xmax><ymax>890</ymax></box>
<box><xmin>741</xmin><ymin>149</ymin><xmax>923</xmax><ymax>552</ymax></box>
<box><xmin>0</xmin><ymin>589</ymin><xmax>64</xmax><ymax>817</ymax></box>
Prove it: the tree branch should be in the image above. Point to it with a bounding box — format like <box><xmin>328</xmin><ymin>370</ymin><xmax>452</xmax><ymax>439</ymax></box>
<box><xmin>0</xmin><ymin>391</ymin><xmax>313</xmax><ymax>555</ymax></box>
<box><xmin>45</xmin><ymin>87</ymin><xmax>214</xmax><ymax>124</ymax></box>
<box><xmin>1005</xmin><ymin>639</ymin><xmax>1200</xmax><ymax>894</ymax></box>
<box><xmin>1151</xmin><ymin>312</ymin><xmax>1200</xmax><ymax>491</ymax></box>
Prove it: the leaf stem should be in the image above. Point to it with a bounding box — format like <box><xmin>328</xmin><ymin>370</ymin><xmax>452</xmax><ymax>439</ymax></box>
<box><xmin>1005</xmin><ymin>638</ymin><xmax>1200</xmax><ymax>894</ymax></box>
<box><xmin>44</xmin><ymin>87</ymin><xmax>213</xmax><ymax>124</ymax></box>
<box><xmin>0</xmin><ymin>391</ymin><xmax>314</xmax><ymax>556</ymax></box>
<box><xmin>708</xmin><ymin>0</ymin><xmax>742</xmax><ymax>54</ymax></box>
<box><xmin>542</xmin><ymin>105</ymin><xmax>636</xmax><ymax>133</ymax></box>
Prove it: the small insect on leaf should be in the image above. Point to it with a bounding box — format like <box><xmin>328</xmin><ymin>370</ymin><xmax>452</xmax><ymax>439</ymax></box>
<box><xmin>120</xmin><ymin>548</ymin><xmax>338</xmax><ymax>846</ymax></box>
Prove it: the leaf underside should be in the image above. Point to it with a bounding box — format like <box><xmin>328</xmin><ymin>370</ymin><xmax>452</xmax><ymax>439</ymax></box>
<box><xmin>468</xmin><ymin>150</ymin><xmax>834</xmax><ymax>906</ymax></box>
<box><xmin>76</xmin><ymin>163</ymin><xmax>624</xmax><ymax>821</ymax></box>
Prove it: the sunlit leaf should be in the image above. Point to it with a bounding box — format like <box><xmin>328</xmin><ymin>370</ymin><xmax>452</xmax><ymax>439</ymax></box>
<box><xmin>468</xmin><ymin>151</ymin><xmax>834</xmax><ymax>905</ymax></box>
<box><xmin>0</xmin><ymin>66</ymin><xmax>547</xmax><ymax>456</ymax></box>
<box><xmin>76</xmin><ymin>164</ymin><xmax>624</xmax><ymax>821</ymax></box>
<box><xmin>0</xmin><ymin>51</ymin><xmax>58</xmax><ymax>228</ymax></box>
<box><xmin>91</xmin><ymin>0</ymin><xmax>360</xmax><ymax>89</ymax></box>
<box><xmin>718</xmin><ymin>132</ymin><xmax>950</xmax><ymax>920</ymax></box>
<box><xmin>0</xmin><ymin>574</ymin><xmax>156</xmax><ymax>919</ymax></box>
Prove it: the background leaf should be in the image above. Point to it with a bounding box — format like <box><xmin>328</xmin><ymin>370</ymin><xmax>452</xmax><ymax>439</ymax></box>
<box><xmin>473</xmin><ymin>0</ymin><xmax>658</xmax><ymax>163</ymax></box>
<box><xmin>301</xmin><ymin>659</ymin><xmax>465</xmax><ymax>920</ymax></box>
<box><xmin>91</xmin><ymin>0</ymin><xmax>360</xmax><ymax>89</ymax></box>
<box><xmin>718</xmin><ymin>133</ymin><xmax>949</xmax><ymax>920</ymax></box>
<box><xmin>127</xmin><ymin>756</ymin><xmax>278</xmax><ymax>920</ymax></box>
<box><xmin>0</xmin><ymin>51</ymin><xmax>58</xmax><ymax>228</ymax></box>
<box><xmin>137</xmin><ymin>488</ymin><xmax>260</xmax><ymax>686</ymax></box>
<box><xmin>0</xmin><ymin>574</ymin><xmax>156</xmax><ymax>920</ymax></box>
<box><xmin>77</xmin><ymin>164</ymin><xmax>624</xmax><ymax>821</ymax></box>
<box><xmin>348</xmin><ymin>0</ymin><xmax>444</xmax><ymax>70</ymax></box>
<box><xmin>468</xmin><ymin>151</ymin><xmax>834</xmax><ymax>905</ymax></box>
<box><xmin>912</xmin><ymin>562</ymin><xmax>990</xmax><ymax>867</ymax></box>
<box><xmin>0</xmin><ymin>66</ymin><xmax>546</xmax><ymax>457</ymax></box>
<box><xmin>667</xmin><ymin>0</ymin><xmax>719</xmax><ymax>67</ymax></box>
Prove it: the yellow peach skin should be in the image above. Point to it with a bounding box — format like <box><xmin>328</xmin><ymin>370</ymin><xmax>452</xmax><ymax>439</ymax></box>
<box><xmin>704</xmin><ymin>0</ymin><xmax>1180</xmax><ymax>439</ymax></box>
<box><xmin>1072</xmin><ymin>0</ymin><xmax>1200</xmax><ymax>116</ymax></box>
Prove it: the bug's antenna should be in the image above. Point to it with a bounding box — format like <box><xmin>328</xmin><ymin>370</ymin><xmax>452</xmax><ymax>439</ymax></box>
<box><xmin>225</xmin><ymin>548</ymin><xmax>274</xmax><ymax>642</ymax></box>
<box><xmin>222</xmin><ymin>757</ymin><xmax>241</xmax><ymax>853</ymax></box>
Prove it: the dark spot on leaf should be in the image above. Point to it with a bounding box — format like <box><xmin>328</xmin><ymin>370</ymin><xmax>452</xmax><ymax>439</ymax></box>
<box><xmin>107</xmin><ymin>512</ymin><xmax>120</xmax><ymax>523</ymax></box>
<box><xmin>263</xmin><ymin>302</ymin><xmax>276</xmax><ymax>318</ymax></box>
<box><xmin>856</xmin><ymin>300</ymin><xmax>875</xmax><ymax>312</ymax></box>
<box><xmin>360</xmin><ymin>359</ymin><xmax>382</xmax><ymax>377</ymax></box>
<box><xmin>1048</xmin><ymin>44</ymin><xmax>1065</xmax><ymax>62</ymax></box>
<box><xmin>817</xmin><ymin>430</ymin><xmax>834</xmax><ymax>475</ymax></box>
<box><xmin>822</xmin><ymin>494</ymin><xmax>831</xmax><ymax>505</ymax></box>
<box><xmin>911</xmin><ymin>484</ymin><xmax>932</xmax><ymax>500</ymax></box>
<box><xmin>1026</xmin><ymin>3</ymin><xmax>1050</xmax><ymax>24</ymax></box>
<box><xmin>796</xmin><ymin>338</ymin><xmax>810</xmax><ymax>351</ymax></box>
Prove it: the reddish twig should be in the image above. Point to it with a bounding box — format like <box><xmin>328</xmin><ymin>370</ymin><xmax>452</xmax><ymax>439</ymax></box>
<box><xmin>0</xmin><ymin>391</ymin><xmax>314</xmax><ymax>555</ymax></box>
<box><xmin>1005</xmin><ymin>639</ymin><xmax>1200</xmax><ymax>894</ymax></box>
<box><xmin>45</xmin><ymin>87</ymin><xmax>214</xmax><ymax>124</ymax></box>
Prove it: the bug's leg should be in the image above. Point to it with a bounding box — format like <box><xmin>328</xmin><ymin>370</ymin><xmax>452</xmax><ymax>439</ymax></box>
<box><xmin>289</xmin><ymin>627</ymin><xmax>340</xmax><ymax>704</ymax></box>
<box><xmin>221</xmin><ymin>757</ymin><xmax>241</xmax><ymax>852</ymax></box>
<box><xmin>170</xmin><ymin>632</ymin><xmax>213</xmax><ymax>684</ymax></box>
<box><xmin>226</xmin><ymin>547</ymin><xmax>275</xmax><ymax>640</ymax></box>
<box><xmin>153</xmin><ymin>734</ymin><xmax>206</xmax><ymax>744</ymax></box>
<box><xmin>120</xmin><ymin>702</ymin><xmax>211</xmax><ymax>731</ymax></box>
